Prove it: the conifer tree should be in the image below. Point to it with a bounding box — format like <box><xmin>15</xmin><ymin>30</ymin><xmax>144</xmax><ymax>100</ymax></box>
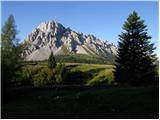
<box><xmin>114</xmin><ymin>11</ymin><xmax>157</xmax><ymax>85</ymax></box>
<box><xmin>48</xmin><ymin>51</ymin><xmax>57</xmax><ymax>69</ymax></box>
<box><xmin>1</xmin><ymin>15</ymin><xmax>22</xmax><ymax>87</ymax></box>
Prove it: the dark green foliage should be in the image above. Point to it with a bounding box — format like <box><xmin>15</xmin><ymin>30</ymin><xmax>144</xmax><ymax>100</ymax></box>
<box><xmin>47</xmin><ymin>53</ymin><xmax>67</xmax><ymax>85</ymax></box>
<box><xmin>55</xmin><ymin>62</ymin><xmax>66</xmax><ymax>84</ymax></box>
<box><xmin>31</xmin><ymin>63</ymin><xmax>66</xmax><ymax>87</ymax></box>
<box><xmin>47</xmin><ymin>52</ymin><xmax>57</xmax><ymax>86</ymax></box>
<box><xmin>16</xmin><ymin>66</ymin><xmax>43</xmax><ymax>86</ymax></box>
<box><xmin>1</xmin><ymin>15</ymin><xmax>25</xmax><ymax>104</ymax></box>
<box><xmin>46</xmin><ymin>68</ymin><xmax>56</xmax><ymax>85</ymax></box>
<box><xmin>1</xmin><ymin>15</ymin><xmax>23</xmax><ymax>88</ymax></box>
<box><xmin>17</xmin><ymin>67</ymin><xmax>33</xmax><ymax>86</ymax></box>
<box><xmin>33</xmin><ymin>68</ymin><xmax>48</xmax><ymax>87</ymax></box>
<box><xmin>1</xmin><ymin>15</ymin><xmax>16</xmax><ymax>87</ymax></box>
<box><xmin>114</xmin><ymin>11</ymin><xmax>157</xmax><ymax>85</ymax></box>
<box><xmin>17</xmin><ymin>63</ymin><xmax>66</xmax><ymax>87</ymax></box>
<box><xmin>48</xmin><ymin>52</ymin><xmax>57</xmax><ymax>69</ymax></box>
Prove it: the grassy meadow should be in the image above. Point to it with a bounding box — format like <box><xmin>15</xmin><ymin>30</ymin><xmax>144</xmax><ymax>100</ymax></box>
<box><xmin>2</xmin><ymin>62</ymin><xmax>159</xmax><ymax>119</ymax></box>
<box><xmin>16</xmin><ymin>62</ymin><xmax>115</xmax><ymax>87</ymax></box>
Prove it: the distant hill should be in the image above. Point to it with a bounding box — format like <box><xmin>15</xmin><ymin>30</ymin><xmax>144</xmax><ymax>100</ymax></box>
<box><xmin>23</xmin><ymin>20</ymin><xmax>117</xmax><ymax>63</ymax></box>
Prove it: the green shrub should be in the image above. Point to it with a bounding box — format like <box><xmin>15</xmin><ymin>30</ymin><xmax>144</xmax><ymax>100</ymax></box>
<box><xmin>19</xmin><ymin>64</ymin><xmax>66</xmax><ymax>87</ymax></box>
<box><xmin>16</xmin><ymin>66</ymin><xmax>42</xmax><ymax>86</ymax></box>
<box><xmin>55</xmin><ymin>63</ymin><xmax>66</xmax><ymax>84</ymax></box>
<box><xmin>46</xmin><ymin>68</ymin><xmax>56</xmax><ymax>85</ymax></box>
<box><xmin>33</xmin><ymin>68</ymin><xmax>48</xmax><ymax>87</ymax></box>
<box><xmin>20</xmin><ymin>67</ymin><xmax>32</xmax><ymax>86</ymax></box>
<box><xmin>47</xmin><ymin>61</ymin><xmax>66</xmax><ymax>85</ymax></box>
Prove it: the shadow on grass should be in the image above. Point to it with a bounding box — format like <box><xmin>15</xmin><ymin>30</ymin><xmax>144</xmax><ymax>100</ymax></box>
<box><xmin>2</xmin><ymin>85</ymin><xmax>159</xmax><ymax>119</ymax></box>
<box><xmin>64</xmin><ymin>68</ymin><xmax>106</xmax><ymax>84</ymax></box>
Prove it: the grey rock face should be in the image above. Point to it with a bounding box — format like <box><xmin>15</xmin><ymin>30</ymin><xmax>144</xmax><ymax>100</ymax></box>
<box><xmin>23</xmin><ymin>20</ymin><xmax>117</xmax><ymax>61</ymax></box>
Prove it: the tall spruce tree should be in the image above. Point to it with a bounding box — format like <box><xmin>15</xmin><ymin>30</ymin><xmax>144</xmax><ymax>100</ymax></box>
<box><xmin>1</xmin><ymin>15</ymin><xmax>23</xmax><ymax>88</ymax></box>
<box><xmin>48</xmin><ymin>51</ymin><xmax>57</xmax><ymax>69</ymax></box>
<box><xmin>114</xmin><ymin>11</ymin><xmax>157</xmax><ymax>85</ymax></box>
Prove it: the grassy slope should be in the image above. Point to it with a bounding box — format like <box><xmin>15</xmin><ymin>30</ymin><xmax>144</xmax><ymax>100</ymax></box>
<box><xmin>21</xmin><ymin>63</ymin><xmax>114</xmax><ymax>85</ymax></box>
<box><xmin>66</xmin><ymin>64</ymin><xmax>114</xmax><ymax>85</ymax></box>
<box><xmin>2</xmin><ymin>86</ymin><xmax>158</xmax><ymax>119</ymax></box>
<box><xmin>55</xmin><ymin>54</ymin><xmax>114</xmax><ymax>64</ymax></box>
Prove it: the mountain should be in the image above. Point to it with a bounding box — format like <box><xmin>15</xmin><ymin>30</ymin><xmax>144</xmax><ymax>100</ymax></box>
<box><xmin>23</xmin><ymin>20</ymin><xmax>117</xmax><ymax>62</ymax></box>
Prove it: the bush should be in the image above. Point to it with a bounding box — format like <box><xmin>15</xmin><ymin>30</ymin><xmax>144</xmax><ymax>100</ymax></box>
<box><xmin>55</xmin><ymin>63</ymin><xmax>66</xmax><ymax>84</ymax></box>
<box><xmin>18</xmin><ymin>67</ymin><xmax>32</xmax><ymax>86</ymax></box>
<box><xmin>31</xmin><ymin>66</ymin><xmax>66</xmax><ymax>87</ymax></box>
<box><xmin>17</xmin><ymin>62</ymin><xmax>67</xmax><ymax>87</ymax></box>
<box><xmin>46</xmin><ymin>68</ymin><xmax>56</xmax><ymax>85</ymax></box>
<box><xmin>33</xmin><ymin>69</ymin><xmax>48</xmax><ymax>87</ymax></box>
<box><xmin>16</xmin><ymin>66</ymin><xmax>42</xmax><ymax>86</ymax></box>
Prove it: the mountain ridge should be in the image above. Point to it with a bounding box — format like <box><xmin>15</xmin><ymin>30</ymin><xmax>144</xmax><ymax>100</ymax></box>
<box><xmin>23</xmin><ymin>20</ymin><xmax>117</xmax><ymax>61</ymax></box>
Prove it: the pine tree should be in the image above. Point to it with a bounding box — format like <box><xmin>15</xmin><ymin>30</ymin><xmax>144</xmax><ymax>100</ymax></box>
<box><xmin>114</xmin><ymin>11</ymin><xmax>157</xmax><ymax>85</ymax></box>
<box><xmin>48</xmin><ymin>51</ymin><xmax>57</xmax><ymax>69</ymax></box>
<box><xmin>1</xmin><ymin>15</ymin><xmax>23</xmax><ymax>87</ymax></box>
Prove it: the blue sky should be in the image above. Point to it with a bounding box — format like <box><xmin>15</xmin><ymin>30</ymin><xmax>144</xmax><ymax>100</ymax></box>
<box><xmin>1</xmin><ymin>1</ymin><xmax>158</xmax><ymax>54</ymax></box>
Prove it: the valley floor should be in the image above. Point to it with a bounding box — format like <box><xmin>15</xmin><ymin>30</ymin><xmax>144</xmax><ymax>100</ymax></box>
<box><xmin>2</xmin><ymin>85</ymin><xmax>159</xmax><ymax>119</ymax></box>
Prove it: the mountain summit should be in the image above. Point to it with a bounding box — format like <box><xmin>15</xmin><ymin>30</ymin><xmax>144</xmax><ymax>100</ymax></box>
<box><xmin>23</xmin><ymin>20</ymin><xmax>117</xmax><ymax>61</ymax></box>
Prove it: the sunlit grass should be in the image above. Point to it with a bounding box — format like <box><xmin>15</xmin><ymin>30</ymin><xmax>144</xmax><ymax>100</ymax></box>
<box><xmin>67</xmin><ymin>63</ymin><xmax>113</xmax><ymax>72</ymax></box>
<box><xmin>86</xmin><ymin>68</ymin><xmax>114</xmax><ymax>86</ymax></box>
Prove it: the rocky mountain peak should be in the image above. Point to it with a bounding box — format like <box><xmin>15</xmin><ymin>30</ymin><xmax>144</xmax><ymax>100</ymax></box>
<box><xmin>23</xmin><ymin>20</ymin><xmax>117</xmax><ymax>61</ymax></box>
<box><xmin>37</xmin><ymin>20</ymin><xmax>56</xmax><ymax>32</ymax></box>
